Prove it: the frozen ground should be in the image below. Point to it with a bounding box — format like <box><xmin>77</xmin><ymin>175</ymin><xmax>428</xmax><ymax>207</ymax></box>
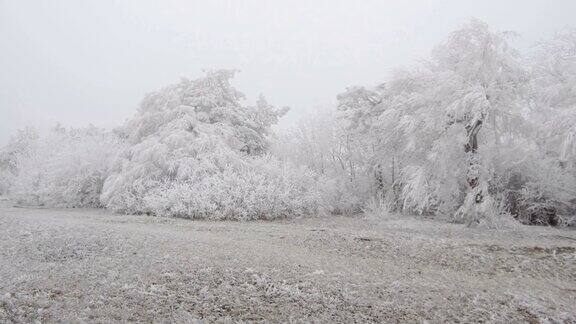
<box><xmin>0</xmin><ymin>198</ymin><xmax>575</xmax><ymax>323</ymax></box>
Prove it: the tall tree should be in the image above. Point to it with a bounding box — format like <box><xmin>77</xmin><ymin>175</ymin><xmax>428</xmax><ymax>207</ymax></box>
<box><xmin>431</xmin><ymin>20</ymin><xmax>528</xmax><ymax>223</ymax></box>
<box><xmin>338</xmin><ymin>20</ymin><xmax>529</xmax><ymax>225</ymax></box>
<box><xmin>531</xmin><ymin>29</ymin><xmax>576</xmax><ymax>168</ymax></box>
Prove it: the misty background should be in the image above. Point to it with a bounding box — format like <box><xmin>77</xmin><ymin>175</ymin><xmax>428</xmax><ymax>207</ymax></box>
<box><xmin>1</xmin><ymin>0</ymin><xmax>575</xmax><ymax>145</ymax></box>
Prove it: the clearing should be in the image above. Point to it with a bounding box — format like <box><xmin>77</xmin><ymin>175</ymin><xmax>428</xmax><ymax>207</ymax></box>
<box><xmin>1</xmin><ymin>199</ymin><xmax>575</xmax><ymax>322</ymax></box>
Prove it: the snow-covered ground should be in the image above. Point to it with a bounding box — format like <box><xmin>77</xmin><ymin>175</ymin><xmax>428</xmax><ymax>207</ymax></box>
<box><xmin>1</xmin><ymin>198</ymin><xmax>575</xmax><ymax>323</ymax></box>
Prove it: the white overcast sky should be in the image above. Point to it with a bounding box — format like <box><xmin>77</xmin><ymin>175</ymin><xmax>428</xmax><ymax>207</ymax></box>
<box><xmin>1</xmin><ymin>0</ymin><xmax>575</xmax><ymax>144</ymax></box>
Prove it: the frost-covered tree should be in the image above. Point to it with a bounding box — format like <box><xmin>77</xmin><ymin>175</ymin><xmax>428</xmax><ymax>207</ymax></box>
<box><xmin>429</xmin><ymin>20</ymin><xmax>528</xmax><ymax>223</ymax></box>
<box><xmin>0</xmin><ymin>127</ymin><xmax>38</xmax><ymax>195</ymax></box>
<box><xmin>336</xmin><ymin>20</ymin><xmax>534</xmax><ymax>226</ymax></box>
<box><xmin>273</xmin><ymin>106</ymin><xmax>372</xmax><ymax>213</ymax></box>
<box><xmin>10</xmin><ymin>125</ymin><xmax>122</xmax><ymax>207</ymax></box>
<box><xmin>102</xmin><ymin>70</ymin><xmax>322</xmax><ymax>220</ymax></box>
<box><xmin>523</xmin><ymin>28</ymin><xmax>576</xmax><ymax>225</ymax></box>
<box><xmin>531</xmin><ymin>29</ymin><xmax>576</xmax><ymax>167</ymax></box>
<box><xmin>4</xmin><ymin>21</ymin><xmax>574</xmax><ymax>227</ymax></box>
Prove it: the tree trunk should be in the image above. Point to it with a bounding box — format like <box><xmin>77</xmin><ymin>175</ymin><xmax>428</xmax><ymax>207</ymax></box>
<box><xmin>457</xmin><ymin>117</ymin><xmax>492</xmax><ymax>225</ymax></box>
<box><xmin>464</xmin><ymin>119</ymin><xmax>483</xmax><ymax>204</ymax></box>
<box><xmin>559</xmin><ymin>131</ymin><xmax>573</xmax><ymax>168</ymax></box>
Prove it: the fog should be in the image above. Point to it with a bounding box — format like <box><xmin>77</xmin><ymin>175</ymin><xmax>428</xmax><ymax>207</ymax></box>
<box><xmin>1</xmin><ymin>0</ymin><xmax>575</xmax><ymax>145</ymax></box>
<box><xmin>3</xmin><ymin>3</ymin><xmax>576</xmax><ymax>320</ymax></box>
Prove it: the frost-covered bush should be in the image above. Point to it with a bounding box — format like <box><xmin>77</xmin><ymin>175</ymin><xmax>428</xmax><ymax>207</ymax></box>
<box><xmin>10</xmin><ymin>125</ymin><xmax>122</xmax><ymax>207</ymax></box>
<box><xmin>500</xmin><ymin>153</ymin><xmax>576</xmax><ymax>226</ymax></box>
<box><xmin>141</xmin><ymin>156</ymin><xmax>322</xmax><ymax>220</ymax></box>
<box><xmin>101</xmin><ymin>70</ymin><xmax>323</xmax><ymax>219</ymax></box>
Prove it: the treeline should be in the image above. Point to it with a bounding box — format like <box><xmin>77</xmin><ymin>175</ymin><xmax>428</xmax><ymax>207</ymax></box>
<box><xmin>1</xmin><ymin>20</ymin><xmax>575</xmax><ymax>227</ymax></box>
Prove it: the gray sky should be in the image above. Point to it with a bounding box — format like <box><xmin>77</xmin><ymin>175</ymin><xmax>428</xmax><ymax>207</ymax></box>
<box><xmin>1</xmin><ymin>0</ymin><xmax>575</xmax><ymax>145</ymax></box>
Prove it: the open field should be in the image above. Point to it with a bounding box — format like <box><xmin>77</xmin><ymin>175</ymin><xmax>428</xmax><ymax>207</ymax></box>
<box><xmin>1</xmin><ymin>199</ymin><xmax>575</xmax><ymax>323</ymax></box>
